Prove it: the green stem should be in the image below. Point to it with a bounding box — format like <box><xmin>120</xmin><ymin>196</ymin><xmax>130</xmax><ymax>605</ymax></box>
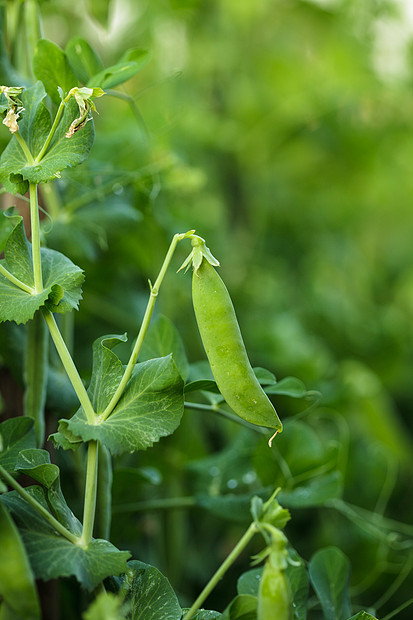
<box><xmin>15</xmin><ymin>131</ymin><xmax>35</xmax><ymax>164</ymax></box>
<box><xmin>29</xmin><ymin>183</ymin><xmax>42</xmax><ymax>293</ymax></box>
<box><xmin>99</xmin><ymin>231</ymin><xmax>194</xmax><ymax>422</ymax></box>
<box><xmin>184</xmin><ymin>401</ymin><xmax>267</xmax><ymax>433</ymax></box>
<box><xmin>43</xmin><ymin>310</ymin><xmax>96</xmax><ymax>424</ymax></box>
<box><xmin>112</xmin><ymin>496</ymin><xmax>196</xmax><ymax>514</ymax></box>
<box><xmin>183</xmin><ymin>523</ymin><xmax>258</xmax><ymax>620</ymax></box>
<box><xmin>0</xmin><ymin>263</ymin><xmax>35</xmax><ymax>294</ymax></box>
<box><xmin>0</xmin><ymin>464</ymin><xmax>79</xmax><ymax>544</ymax></box>
<box><xmin>35</xmin><ymin>96</ymin><xmax>69</xmax><ymax>163</ymax></box>
<box><xmin>79</xmin><ymin>440</ymin><xmax>99</xmax><ymax>547</ymax></box>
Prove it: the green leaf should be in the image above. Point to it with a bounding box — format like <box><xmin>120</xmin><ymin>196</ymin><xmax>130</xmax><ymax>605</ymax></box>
<box><xmin>0</xmin><ymin>502</ymin><xmax>41</xmax><ymax>620</ymax></box>
<box><xmin>279</xmin><ymin>472</ymin><xmax>343</xmax><ymax>508</ymax></box>
<box><xmin>237</xmin><ymin>568</ymin><xmax>262</xmax><ymax>597</ymax></box>
<box><xmin>0</xmin><ymin>208</ymin><xmax>19</xmax><ymax>253</ymax></box>
<box><xmin>65</xmin><ymin>37</ymin><xmax>104</xmax><ymax>84</ymax></box>
<box><xmin>116</xmin><ymin>560</ymin><xmax>181</xmax><ymax>619</ymax></box>
<box><xmin>0</xmin><ymin>83</ymin><xmax>95</xmax><ymax>191</ymax></box>
<box><xmin>65</xmin><ymin>355</ymin><xmax>184</xmax><ymax>455</ymax></box>
<box><xmin>265</xmin><ymin>377</ymin><xmax>307</xmax><ymax>398</ymax></box>
<box><xmin>0</xmin><ymin>487</ymin><xmax>130</xmax><ymax>590</ymax></box>
<box><xmin>33</xmin><ymin>39</ymin><xmax>78</xmax><ymax>104</ymax></box>
<box><xmin>181</xmin><ymin>612</ymin><xmax>222</xmax><ymax>619</ymax></box>
<box><xmin>309</xmin><ymin>547</ymin><xmax>352</xmax><ymax>620</ymax></box>
<box><xmin>87</xmin><ymin>334</ymin><xmax>128</xmax><ymax>414</ymax></box>
<box><xmin>346</xmin><ymin>614</ymin><xmax>378</xmax><ymax>620</ymax></box>
<box><xmin>0</xmin><ymin>418</ymin><xmax>36</xmax><ymax>472</ymax></box>
<box><xmin>14</xmin><ymin>448</ymin><xmax>82</xmax><ymax>535</ymax></box>
<box><xmin>184</xmin><ymin>379</ymin><xmax>220</xmax><ymax>394</ymax></box>
<box><xmin>139</xmin><ymin>314</ymin><xmax>189</xmax><ymax>380</ymax></box>
<box><xmin>221</xmin><ymin>595</ymin><xmax>257</xmax><ymax>620</ymax></box>
<box><xmin>253</xmin><ymin>368</ymin><xmax>277</xmax><ymax>385</ymax></box>
<box><xmin>88</xmin><ymin>48</ymin><xmax>151</xmax><ymax>89</ymax></box>
<box><xmin>285</xmin><ymin>549</ymin><xmax>309</xmax><ymax>620</ymax></box>
<box><xmin>0</xmin><ymin>211</ymin><xmax>84</xmax><ymax>324</ymax></box>
<box><xmin>22</xmin><ymin>97</ymin><xmax>95</xmax><ymax>184</ymax></box>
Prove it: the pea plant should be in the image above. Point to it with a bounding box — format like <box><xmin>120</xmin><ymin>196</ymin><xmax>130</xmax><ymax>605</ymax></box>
<box><xmin>0</xmin><ymin>4</ymin><xmax>410</xmax><ymax>620</ymax></box>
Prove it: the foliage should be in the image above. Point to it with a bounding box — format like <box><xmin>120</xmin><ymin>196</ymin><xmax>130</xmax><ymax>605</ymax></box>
<box><xmin>0</xmin><ymin>0</ymin><xmax>413</xmax><ymax>619</ymax></box>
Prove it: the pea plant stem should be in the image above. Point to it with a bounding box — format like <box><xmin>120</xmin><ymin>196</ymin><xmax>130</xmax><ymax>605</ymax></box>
<box><xmin>29</xmin><ymin>183</ymin><xmax>43</xmax><ymax>293</ymax></box>
<box><xmin>182</xmin><ymin>522</ymin><xmax>258</xmax><ymax>620</ymax></box>
<box><xmin>0</xmin><ymin>464</ymin><xmax>79</xmax><ymax>545</ymax></box>
<box><xmin>100</xmin><ymin>231</ymin><xmax>194</xmax><ymax>423</ymax></box>
<box><xmin>79</xmin><ymin>440</ymin><xmax>99</xmax><ymax>547</ymax></box>
<box><xmin>14</xmin><ymin>131</ymin><xmax>35</xmax><ymax>164</ymax></box>
<box><xmin>43</xmin><ymin>310</ymin><xmax>96</xmax><ymax>425</ymax></box>
<box><xmin>35</xmin><ymin>96</ymin><xmax>70</xmax><ymax>163</ymax></box>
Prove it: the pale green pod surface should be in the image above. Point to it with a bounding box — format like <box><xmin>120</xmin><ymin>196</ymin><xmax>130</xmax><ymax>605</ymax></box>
<box><xmin>192</xmin><ymin>259</ymin><xmax>282</xmax><ymax>431</ymax></box>
<box><xmin>257</xmin><ymin>559</ymin><xmax>292</xmax><ymax>620</ymax></box>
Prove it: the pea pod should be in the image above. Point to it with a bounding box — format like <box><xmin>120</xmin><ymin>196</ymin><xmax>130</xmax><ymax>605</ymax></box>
<box><xmin>186</xmin><ymin>236</ymin><xmax>282</xmax><ymax>433</ymax></box>
<box><xmin>258</xmin><ymin>553</ymin><xmax>292</xmax><ymax>620</ymax></box>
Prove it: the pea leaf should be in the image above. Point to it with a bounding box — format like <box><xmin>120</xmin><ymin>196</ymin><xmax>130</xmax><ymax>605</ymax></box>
<box><xmin>87</xmin><ymin>334</ymin><xmax>128</xmax><ymax>414</ymax></box>
<box><xmin>0</xmin><ymin>213</ymin><xmax>84</xmax><ymax>324</ymax></box>
<box><xmin>346</xmin><ymin>614</ymin><xmax>379</xmax><ymax>620</ymax></box>
<box><xmin>265</xmin><ymin>376</ymin><xmax>308</xmax><ymax>398</ymax></box>
<box><xmin>139</xmin><ymin>314</ymin><xmax>189</xmax><ymax>380</ymax></box>
<box><xmin>285</xmin><ymin>549</ymin><xmax>309</xmax><ymax>620</ymax></box>
<box><xmin>0</xmin><ymin>487</ymin><xmax>130</xmax><ymax>590</ymax></box>
<box><xmin>221</xmin><ymin>595</ymin><xmax>257</xmax><ymax>620</ymax></box>
<box><xmin>54</xmin><ymin>355</ymin><xmax>184</xmax><ymax>455</ymax></box>
<box><xmin>309</xmin><ymin>547</ymin><xmax>352</xmax><ymax>620</ymax></box>
<box><xmin>0</xmin><ymin>82</ymin><xmax>95</xmax><ymax>192</ymax></box>
<box><xmin>88</xmin><ymin>48</ymin><xmax>150</xmax><ymax>89</ymax></box>
<box><xmin>0</xmin><ymin>502</ymin><xmax>41</xmax><ymax>620</ymax></box>
<box><xmin>0</xmin><ymin>418</ymin><xmax>36</xmax><ymax>472</ymax></box>
<box><xmin>65</xmin><ymin>37</ymin><xmax>104</xmax><ymax>84</ymax></box>
<box><xmin>113</xmin><ymin>560</ymin><xmax>182</xmax><ymax>620</ymax></box>
<box><xmin>83</xmin><ymin>591</ymin><xmax>122</xmax><ymax>620</ymax></box>
<box><xmin>237</xmin><ymin>568</ymin><xmax>262</xmax><ymax>597</ymax></box>
<box><xmin>33</xmin><ymin>39</ymin><xmax>78</xmax><ymax>103</ymax></box>
<box><xmin>15</xmin><ymin>448</ymin><xmax>82</xmax><ymax>536</ymax></box>
<box><xmin>181</xmin><ymin>612</ymin><xmax>222</xmax><ymax>619</ymax></box>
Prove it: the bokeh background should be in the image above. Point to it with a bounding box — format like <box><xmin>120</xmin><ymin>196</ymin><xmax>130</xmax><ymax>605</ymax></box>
<box><xmin>2</xmin><ymin>0</ymin><xmax>413</xmax><ymax>617</ymax></box>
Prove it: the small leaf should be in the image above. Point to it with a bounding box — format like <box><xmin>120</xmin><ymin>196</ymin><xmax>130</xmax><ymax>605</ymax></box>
<box><xmin>309</xmin><ymin>547</ymin><xmax>352</xmax><ymax>620</ymax></box>
<box><xmin>115</xmin><ymin>560</ymin><xmax>181</xmax><ymax>620</ymax></box>
<box><xmin>346</xmin><ymin>613</ymin><xmax>378</xmax><ymax>620</ymax></box>
<box><xmin>87</xmin><ymin>334</ymin><xmax>128</xmax><ymax>414</ymax></box>
<box><xmin>88</xmin><ymin>48</ymin><xmax>151</xmax><ymax>89</ymax></box>
<box><xmin>66</xmin><ymin>356</ymin><xmax>184</xmax><ymax>455</ymax></box>
<box><xmin>285</xmin><ymin>549</ymin><xmax>309</xmax><ymax>620</ymax></box>
<box><xmin>0</xmin><ymin>487</ymin><xmax>130</xmax><ymax>590</ymax></box>
<box><xmin>0</xmin><ymin>418</ymin><xmax>36</xmax><ymax>472</ymax></box>
<box><xmin>265</xmin><ymin>376</ymin><xmax>307</xmax><ymax>398</ymax></box>
<box><xmin>221</xmin><ymin>594</ymin><xmax>257</xmax><ymax>620</ymax></box>
<box><xmin>33</xmin><ymin>39</ymin><xmax>78</xmax><ymax>104</ymax></box>
<box><xmin>181</xmin><ymin>612</ymin><xmax>222</xmax><ymax>619</ymax></box>
<box><xmin>184</xmin><ymin>379</ymin><xmax>219</xmax><ymax>394</ymax></box>
<box><xmin>253</xmin><ymin>367</ymin><xmax>277</xmax><ymax>385</ymax></box>
<box><xmin>65</xmin><ymin>37</ymin><xmax>104</xmax><ymax>84</ymax></box>
<box><xmin>237</xmin><ymin>568</ymin><xmax>263</xmax><ymax>597</ymax></box>
<box><xmin>0</xmin><ymin>502</ymin><xmax>41</xmax><ymax>620</ymax></box>
<box><xmin>14</xmin><ymin>448</ymin><xmax>82</xmax><ymax>535</ymax></box>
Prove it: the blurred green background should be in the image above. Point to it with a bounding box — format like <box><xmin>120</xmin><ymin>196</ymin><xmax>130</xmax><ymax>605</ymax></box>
<box><xmin>2</xmin><ymin>0</ymin><xmax>413</xmax><ymax>616</ymax></box>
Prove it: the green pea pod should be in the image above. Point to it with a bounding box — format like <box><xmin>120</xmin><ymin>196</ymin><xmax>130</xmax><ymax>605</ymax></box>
<box><xmin>257</xmin><ymin>557</ymin><xmax>292</xmax><ymax>620</ymax></box>
<box><xmin>0</xmin><ymin>502</ymin><xmax>41</xmax><ymax>620</ymax></box>
<box><xmin>188</xmin><ymin>237</ymin><xmax>282</xmax><ymax>432</ymax></box>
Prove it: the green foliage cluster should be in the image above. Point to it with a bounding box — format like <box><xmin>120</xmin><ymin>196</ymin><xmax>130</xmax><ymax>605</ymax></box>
<box><xmin>0</xmin><ymin>0</ymin><xmax>413</xmax><ymax>618</ymax></box>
